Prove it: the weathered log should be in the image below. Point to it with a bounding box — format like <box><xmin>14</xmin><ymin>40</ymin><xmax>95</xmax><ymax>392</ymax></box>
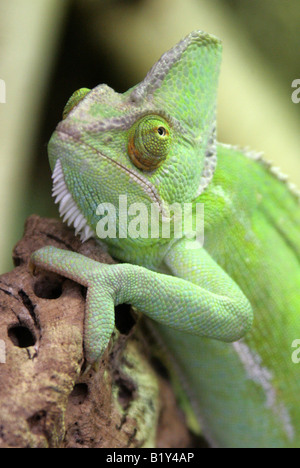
<box><xmin>0</xmin><ymin>215</ymin><xmax>195</xmax><ymax>448</ymax></box>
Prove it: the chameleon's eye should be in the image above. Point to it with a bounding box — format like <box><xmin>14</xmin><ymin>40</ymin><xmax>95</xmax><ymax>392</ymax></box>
<box><xmin>62</xmin><ymin>88</ymin><xmax>91</xmax><ymax>119</ymax></box>
<box><xmin>128</xmin><ymin>115</ymin><xmax>172</xmax><ymax>171</ymax></box>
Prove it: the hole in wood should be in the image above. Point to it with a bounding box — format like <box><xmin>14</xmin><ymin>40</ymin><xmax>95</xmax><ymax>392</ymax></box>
<box><xmin>70</xmin><ymin>383</ymin><xmax>89</xmax><ymax>405</ymax></box>
<box><xmin>33</xmin><ymin>274</ymin><xmax>63</xmax><ymax>299</ymax></box>
<box><xmin>8</xmin><ymin>324</ymin><xmax>36</xmax><ymax>348</ymax></box>
<box><xmin>114</xmin><ymin>304</ymin><xmax>136</xmax><ymax>335</ymax></box>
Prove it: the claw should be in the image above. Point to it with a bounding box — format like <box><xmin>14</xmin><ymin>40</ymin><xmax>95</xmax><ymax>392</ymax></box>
<box><xmin>28</xmin><ymin>258</ymin><xmax>38</xmax><ymax>276</ymax></box>
<box><xmin>80</xmin><ymin>358</ymin><xmax>101</xmax><ymax>376</ymax></box>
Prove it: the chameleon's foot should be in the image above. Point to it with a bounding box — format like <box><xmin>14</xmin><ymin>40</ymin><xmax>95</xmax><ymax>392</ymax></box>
<box><xmin>32</xmin><ymin>239</ymin><xmax>253</xmax><ymax>362</ymax></box>
<box><xmin>31</xmin><ymin>246</ymin><xmax>116</xmax><ymax>363</ymax></box>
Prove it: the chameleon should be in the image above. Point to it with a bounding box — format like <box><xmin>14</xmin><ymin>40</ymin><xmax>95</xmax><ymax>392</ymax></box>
<box><xmin>31</xmin><ymin>30</ymin><xmax>300</xmax><ymax>448</ymax></box>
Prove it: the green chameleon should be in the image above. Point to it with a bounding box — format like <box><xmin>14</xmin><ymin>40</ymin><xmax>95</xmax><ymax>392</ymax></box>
<box><xmin>32</xmin><ymin>31</ymin><xmax>300</xmax><ymax>448</ymax></box>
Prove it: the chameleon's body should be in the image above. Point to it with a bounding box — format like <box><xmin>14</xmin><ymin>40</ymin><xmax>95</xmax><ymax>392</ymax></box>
<box><xmin>32</xmin><ymin>31</ymin><xmax>300</xmax><ymax>448</ymax></box>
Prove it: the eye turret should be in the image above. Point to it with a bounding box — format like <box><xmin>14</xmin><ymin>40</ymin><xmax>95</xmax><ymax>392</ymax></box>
<box><xmin>62</xmin><ymin>88</ymin><xmax>91</xmax><ymax>119</ymax></box>
<box><xmin>128</xmin><ymin>115</ymin><xmax>172</xmax><ymax>171</ymax></box>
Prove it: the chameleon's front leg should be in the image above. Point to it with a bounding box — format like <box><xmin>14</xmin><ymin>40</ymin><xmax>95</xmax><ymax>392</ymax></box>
<box><xmin>31</xmin><ymin>242</ymin><xmax>253</xmax><ymax>363</ymax></box>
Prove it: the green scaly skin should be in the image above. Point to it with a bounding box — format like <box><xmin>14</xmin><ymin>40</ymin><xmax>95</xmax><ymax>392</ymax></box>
<box><xmin>31</xmin><ymin>31</ymin><xmax>300</xmax><ymax>448</ymax></box>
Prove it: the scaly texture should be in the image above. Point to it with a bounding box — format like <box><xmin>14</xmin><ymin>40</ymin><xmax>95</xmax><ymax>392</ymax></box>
<box><xmin>31</xmin><ymin>31</ymin><xmax>300</xmax><ymax>448</ymax></box>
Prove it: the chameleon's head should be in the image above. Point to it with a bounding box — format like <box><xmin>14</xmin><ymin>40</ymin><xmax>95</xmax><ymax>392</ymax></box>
<box><xmin>48</xmin><ymin>30</ymin><xmax>222</xmax><ymax>246</ymax></box>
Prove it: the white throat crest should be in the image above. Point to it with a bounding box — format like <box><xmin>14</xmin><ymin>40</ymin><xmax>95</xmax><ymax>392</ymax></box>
<box><xmin>52</xmin><ymin>159</ymin><xmax>95</xmax><ymax>242</ymax></box>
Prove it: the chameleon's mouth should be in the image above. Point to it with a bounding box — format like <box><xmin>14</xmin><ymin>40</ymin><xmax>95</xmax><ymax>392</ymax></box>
<box><xmin>51</xmin><ymin>125</ymin><xmax>169</xmax><ymax>218</ymax></box>
<box><xmin>51</xmin><ymin>153</ymin><xmax>169</xmax><ymax>242</ymax></box>
<box><xmin>52</xmin><ymin>159</ymin><xmax>95</xmax><ymax>242</ymax></box>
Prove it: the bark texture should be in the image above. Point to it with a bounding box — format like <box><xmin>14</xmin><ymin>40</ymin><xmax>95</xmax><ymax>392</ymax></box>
<box><xmin>0</xmin><ymin>215</ymin><xmax>195</xmax><ymax>448</ymax></box>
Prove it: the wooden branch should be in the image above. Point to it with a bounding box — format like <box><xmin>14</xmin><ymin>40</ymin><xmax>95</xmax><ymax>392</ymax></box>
<box><xmin>0</xmin><ymin>215</ymin><xmax>195</xmax><ymax>448</ymax></box>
